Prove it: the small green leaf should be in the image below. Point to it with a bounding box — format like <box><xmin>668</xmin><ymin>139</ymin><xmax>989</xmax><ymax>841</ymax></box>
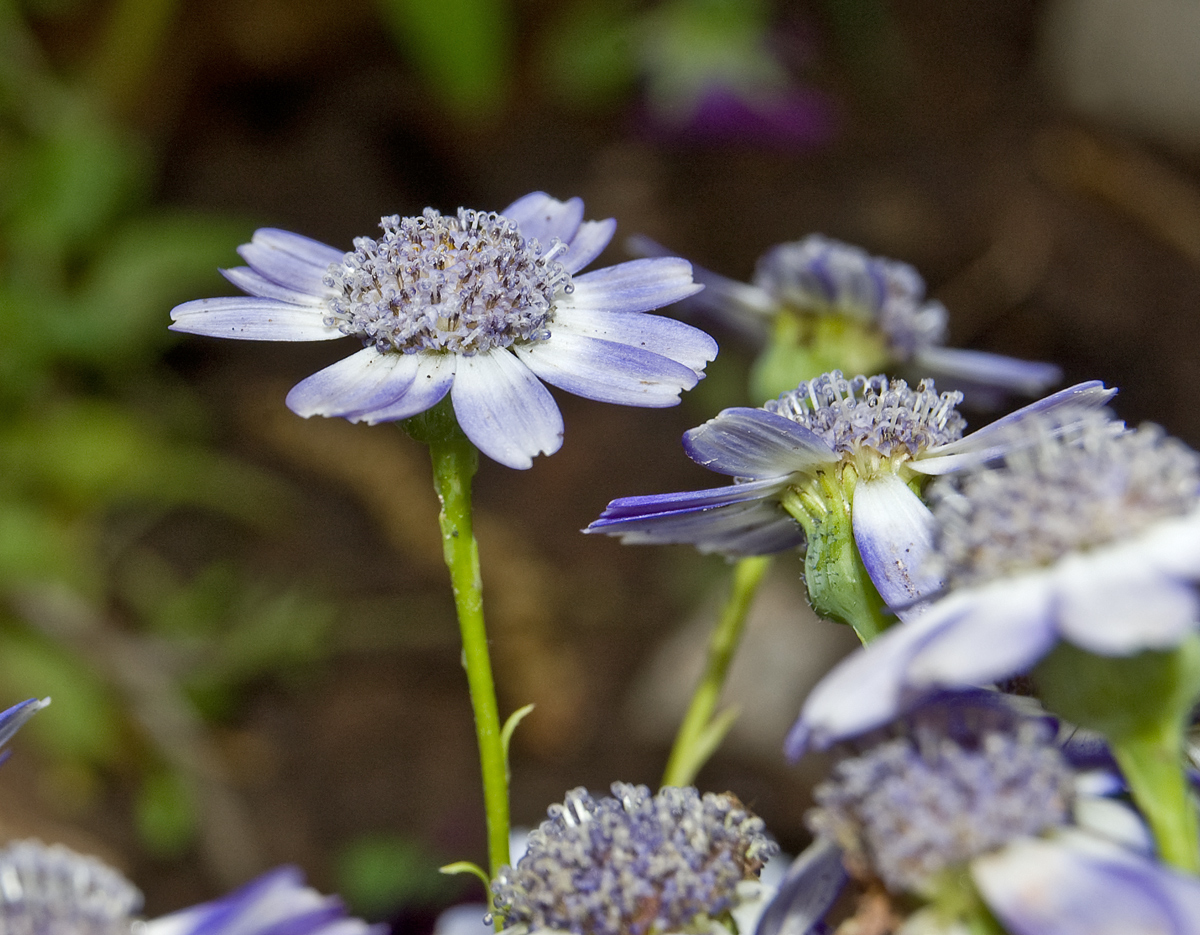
<box><xmin>500</xmin><ymin>703</ymin><xmax>535</xmax><ymax>760</ymax></box>
<box><xmin>439</xmin><ymin>860</ymin><xmax>491</xmax><ymax>889</ymax></box>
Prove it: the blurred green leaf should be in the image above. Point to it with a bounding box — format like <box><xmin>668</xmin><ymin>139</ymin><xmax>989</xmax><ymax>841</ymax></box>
<box><xmin>374</xmin><ymin>0</ymin><xmax>512</xmax><ymax>116</ymax></box>
<box><xmin>203</xmin><ymin>587</ymin><xmax>336</xmax><ymax>682</ymax></box>
<box><xmin>336</xmin><ymin>834</ymin><xmax>458</xmax><ymax>917</ymax></box>
<box><xmin>537</xmin><ymin>2</ymin><xmax>637</xmax><ymax>107</ymax></box>
<box><xmin>0</xmin><ymin>498</ymin><xmax>91</xmax><ymax>590</ymax></box>
<box><xmin>134</xmin><ymin>766</ymin><xmax>197</xmax><ymax>856</ymax></box>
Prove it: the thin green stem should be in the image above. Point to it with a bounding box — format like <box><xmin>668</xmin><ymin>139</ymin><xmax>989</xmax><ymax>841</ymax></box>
<box><xmin>1112</xmin><ymin>728</ymin><xmax>1200</xmax><ymax>873</ymax></box>
<box><xmin>417</xmin><ymin>411</ymin><xmax>509</xmax><ymax>884</ymax></box>
<box><xmin>661</xmin><ymin>555</ymin><xmax>772</xmax><ymax>788</ymax></box>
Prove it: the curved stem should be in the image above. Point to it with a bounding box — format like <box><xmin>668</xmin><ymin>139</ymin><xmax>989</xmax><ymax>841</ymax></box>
<box><xmin>662</xmin><ymin>555</ymin><xmax>772</xmax><ymax>788</ymax></box>
<box><xmin>419</xmin><ymin>413</ymin><xmax>510</xmax><ymax>884</ymax></box>
<box><xmin>1112</xmin><ymin>728</ymin><xmax>1200</xmax><ymax>873</ymax></box>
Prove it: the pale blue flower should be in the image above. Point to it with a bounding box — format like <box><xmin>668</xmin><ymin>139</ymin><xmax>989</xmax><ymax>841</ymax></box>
<box><xmin>0</xmin><ymin>839</ymin><xmax>384</xmax><ymax>935</ymax></box>
<box><xmin>170</xmin><ymin>193</ymin><xmax>714</xmax><ymax>469</ymax></box>
<box><xmin>788</xmin><ymin>408</ymin><xmax>1200</xmax><ymax>754</ymax></box>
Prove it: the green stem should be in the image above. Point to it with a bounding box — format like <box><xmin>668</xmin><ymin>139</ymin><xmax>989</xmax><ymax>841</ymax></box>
<box><xmin>411</xmin><ymin>404</ymin><xmax>509</xmax><ymax>884</ymax></box>
<box><xmin>1112</xmin><ymin>728</ymin><xmax>1200</xmax><ymax>873</ymax></box>
<box><xmin>661</xmin><ymin>555</ymin><xmax>772</xmax><ymax>788</ymax></box>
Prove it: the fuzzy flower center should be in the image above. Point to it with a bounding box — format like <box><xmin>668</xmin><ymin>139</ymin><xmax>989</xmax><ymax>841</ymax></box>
<box><xmin>766</xmin><ymin>371</ymin><xmax>965</xmax><ymax>478</ymax></box>
<box><xmin>491</xmin><ymin>783</ymin><xmax>777</xmax><ymax>935</ymax></box>
<box><xmin>752</xmin><ymin>236</ymin><xmax>946</xmax><ymax>359</ymax></box>
<box><xmin>0</xmin><ymin>840</ymin><xmax>141</xmax><ymax>935</ymax></box>
<box><xmin>323</xmin><ymin>208</ymin><xmax>573</xmax><ymax>356</ymax></box>
<box><xmin>930</xmin><ymin>410</ymin><xmax>1200</xmax><ymax>588</ymax></box>
<box><xmin>808</xmin><ymin>719</ymin><xmax>1074</xmax><ymax>894</ymax></box>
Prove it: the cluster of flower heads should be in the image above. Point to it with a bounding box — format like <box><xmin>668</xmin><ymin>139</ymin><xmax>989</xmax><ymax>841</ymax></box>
<box><xmin>491</xmin><ymin>783</ymin><xmax>777</xmax><ymax>935</ymax></box>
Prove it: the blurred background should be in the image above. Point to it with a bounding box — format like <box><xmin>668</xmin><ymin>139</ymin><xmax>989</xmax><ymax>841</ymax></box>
<box><xmin>3</xmin><ymin>0</ymin><xmax>1200</xmax><ymax>928</ymax></box>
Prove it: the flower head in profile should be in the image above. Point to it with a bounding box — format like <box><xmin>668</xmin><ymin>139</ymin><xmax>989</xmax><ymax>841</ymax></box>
<box><xmin>761</xmin><ymin>693</ymin><xmax>1200</xmax><ymax>935</ymax></box>
<box><xmin>588</xmin><ymin>373</ymin><xmax>1112</xmax><ymax>611</ymax></box>
<box><xmin>170</xmin><ymin>193</ymin><xmax>714</xmax><ymax>469</ymax></box>
<box><xmin>643</xmin><ymin>233</ymin><xmax>1060</xmax><ymax>404</ymax></box>
<box><xmin>0</xmin><ymin>838</ymin><xmax>384</xmax><ymax>935</ymax></box>
<box><xmin>491</xmin><ymin>783</ymin><xmax>778</xmax><ymax>935</ymax></box>
<box><xmin>787</xmin><ymin>404</ymin><xmax>1200</xmax><ymax>754</ymax></box>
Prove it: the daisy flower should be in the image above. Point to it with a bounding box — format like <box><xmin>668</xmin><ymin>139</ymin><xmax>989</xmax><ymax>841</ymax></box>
<box><xmin>788</xmin><ymin>405</ymin><xmax>1200</xmax><ymax>755</ymax></box>
<box><xmin>587</xmin><ymin>372</ymin><xmax>1113</xmax><ymax>612</ymax></box>
<box><xmin>169</xmin><ymin>192</ymin><xmax>714</xmax><ymax>469</ymax></box>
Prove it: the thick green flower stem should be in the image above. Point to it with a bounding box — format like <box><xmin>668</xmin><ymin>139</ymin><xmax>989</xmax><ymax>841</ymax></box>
<box><xmin>780</xmin><ymin>467</ymin><xmax>894</xmax><ymax>644</ymax></box>
<box><xmin>407</xmin><ymin>404</ymin><xmax>510</xmax><ymax>882</ymax></box>
<box><xmin>661</xmin><ymin>555</ymin><xmax>773</xmax><ymax>788</ymax></box>
<box><xmin>1037</xmin><ymin>638</ymin><xmax>1200</xmax><ymax>873</ymax></box>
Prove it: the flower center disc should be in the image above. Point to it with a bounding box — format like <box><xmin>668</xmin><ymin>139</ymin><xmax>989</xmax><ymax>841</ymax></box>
<box><xmin>324</xmin><ymin>208</ymin><xmax>573</xmax><ymax>356</ymax></box>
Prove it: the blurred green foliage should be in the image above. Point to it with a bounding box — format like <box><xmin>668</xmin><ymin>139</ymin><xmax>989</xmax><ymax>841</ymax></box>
<box><xmin>336</xmin><ymin>833</ymin><xmax>463</xmax><ymax>918</ymax></box>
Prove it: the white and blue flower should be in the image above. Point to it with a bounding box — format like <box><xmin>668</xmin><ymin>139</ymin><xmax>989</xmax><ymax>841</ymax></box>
<box><xmin>169</xmin><ymin>193</ymin><xmax>714</xmax><ymax>469</ymax></box>
<box><xmin>787</xmin><ymin>407</ymin><xmax>1200</xmax><ymax>755</ymax></box>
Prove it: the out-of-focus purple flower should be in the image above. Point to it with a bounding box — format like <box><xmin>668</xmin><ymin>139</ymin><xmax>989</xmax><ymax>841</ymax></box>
<box><xmin>170</xmin><ymin>193</ymin><xmax>713</xmax><ymax>470</ymax></box>
<box><xmin>587</xmin><ymin>374</ymin><xmax>1112</xmax><ymax>612</ymax></box>
<box><xmin>0</xmin><ymin>697</ymin><xmax>48</xmax><ymax>764</ymax></box>
<box><xmin>787</xmin><ymin>405</ymin><xmax>1200</xmax><ymax>755</ymax></box>
<box><xmin>641</xmin><ymin>84</ymin><xmax>838</xmax><ymax>148</ymax></box>
<box><xmin>0</xmin><ymin>839</ymin><xmax>386</xmax><ymax>935</ymax></box>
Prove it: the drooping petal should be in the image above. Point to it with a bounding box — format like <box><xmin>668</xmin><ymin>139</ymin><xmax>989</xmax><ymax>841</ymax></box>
<box><xmin>914</xmin><ymin>345</ymin><xmax>1063</xmax><ymax>396</ymax></box>
<box><xmin>285</xmin><ymin>347</ymin><xmax>419</xmax><ymax>419</ymax></box>
<box><xmin>238</xmin><ymin>228</ymin><xmax>342</xmax><ymax>294</ymax></box>
<box><xmin>753</xmin><ymin>840</ymin><xmax>847</xmax><ymax>935</ymax></box>
<box><xmin>914</xmin><ymin>381</ymin><xmax>1116</xmax><ymax>474</ymax></box>
<box><xmin>785</xmin><ymin>609</ymin><xmax>960</xmax><ymax>756</ymax></box>
<box><xmin>451</xmin><ymin>350</ymin><xmax>564</xmax><ymax>469</ymax></box>
<box><xmin>851</xmin><ymin>473</ymin><xmax>942</xmax><ymax>611</ymax></box>
<box><xmin>683</xmin><ymin>408</ymin><xmax>835</xmax><ymax>478</ymax></box>
<box><xmin>169</xmin><ymin>297</ymin><xmax>344</xmax><ymax>341</ymax></box>
<box><xmin>568</xmin><ymin>258</ymin><xmax>703</xmax><ymax>314</ymax></box>
<box><xmin>221</xmin><ymin>266</ymin><xmax>329</xmax><ymax>304</ymax></box>
<box><xmin>972</xmin><ymin>833</ymin><xmax>1200</xmax><ymax>935</ymax></box>
<box><xmin>563</xmin><ymin>219</ymin><xmax>617</xmax><ymax>273</ymax></box>
<box><xmin>1055</xmin><ymin>550</ymin><xmax>1200</xmax><ymax>655</ymax></box>
<box><xmin>585</xmin><ymin>478</ymin><xmax>802</xmax><ymax>556</ymax></box>
<box><xmin>350</xmin><ymin>353</ymin><xmax>456</xmax><ymax>423</ymax></box>
<box><xmin>515</xmin><ymin>332</ymin><xmax>700</xmax><ymax>407</ymax></box>
<box><xmin>906</xmin><ymin>576</ymin><xmax>1058</xmax><ymax>688</ymax></box>
<box><xmin>502</xmin><ymin>192</ymin><xmax>585</xmax><ymax>246</ymax></box>
<box><xmin>552</xmin><ymin>306</ymin><xmax>717</xmax><ymax>373</ymax></box>
<box><xmin>0</xmin><ymin>698</ymin><xmax>48</xmax><ymax>753</ymax></box>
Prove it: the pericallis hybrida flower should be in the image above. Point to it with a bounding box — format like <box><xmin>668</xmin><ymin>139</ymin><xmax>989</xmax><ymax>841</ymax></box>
<box><xmin>788</xmin><ymin>405</ymin><xmax>1200</xmax><ymax>754</ymax></box>
<box><xmin>490</xmin><ymin>783</ymin><xmax>778</xmax><ymax>935</ymax></box>
<box><xmin>760</xmin><ymin>693</ymin><xmax>1200</xmax><ymax>935</ymax></box>
<box><xmin>169</xmin><ymin>192</ymin><xmax>715</xmax><ymax>469</ymax></box>
<box><xmin>587</xmin><ymin>372</ymin><xmax>1113</xmax><ymax>640</ymax></box>
<box><xmin>0</xmin><ymin>839</ymin><xmax>385</xmax><ymax>935</ymax></box>
<box><xmin>636</xmin><ymin>233</ymin><xmax>1060</xmax><ymax>404</ymax></box>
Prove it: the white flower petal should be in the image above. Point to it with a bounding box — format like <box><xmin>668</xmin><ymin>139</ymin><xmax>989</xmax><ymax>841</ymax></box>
<box><xmin>1055</xmin><ymin>550</ymin><xmax>1199</xmax><ymax>654</ymax></box>
<box><xmin>221</xmin><ymin>266</ymin><xmax>330</xmax><ymax>304</ymax></box>
<box><xmin>353</xmin><ymin>353</ymin><xmax>457</xmax><ymax>423</ymax></box>
<box><xmin>914</xmin><ymin>345</ymin><xmax>1062</xmax><ymax>396</ymax></box>
<box><xmin>238</xmin><ymin>228</ymin><xmax>341</xmax><ymax>294</ymax></box>
<box><xmin>285</xmin><ymin>347</ymin><xmax>419</xmax><ymax>418</ymax></box>
<box><xmin>552</xmin><ymin>306</ymin><xmax>717</xmax><ymax>373</ymax></box>
<box><xmin>502</xmin><ymin>192</ymin><xmax>584</xmax><ymax>246</ymax></box>
<box><xmin>515</xmin><ymin>331</ymin><xmax>699</xmax><ymax>407</ymax></box>
<box><xmin>682</xmin><ymin>408</ymin><xmax>835</xmax><ymax>478</ymax></box>
<box><xmin>563</xmin><ymin>219</ymin><xmax>617</xmax><ymax>273</ymax></box>
<box><xmin>252</xmin><ymin>227</ymin><xmax>345</xmax><ymax>268</ymax></box>
<box><xmin>169</xmin><ymin>297</ymin><xmax>343</xmax><ymax>341</ymax></box>
<box><xmin>1139</xmin><ymin>506</ymin><xmax>1200</xmax><ymax>578</ymax></box>
<box><xmin>451</xmin><ymin>349</ymin><xmax>563</xmax><ymax>469</ymax></box>
<box><xmin>569</xmin><ymin>258</ymin><xmax>703</xmax><ymax>314</ymax></box>
<box><xmin>907</xmin><ymin>575</ymin><xmax>1058</xmax><ymax>688</ymax></box>
<box><xmin>1072</xmin><ymin>796</ymin><xmax>1154</xmax><ymax>855</ymax></box>
<box><xmin>852</xmin><ymin>474</ymin><xmax>942</xmax><ymax>610</ymax></box>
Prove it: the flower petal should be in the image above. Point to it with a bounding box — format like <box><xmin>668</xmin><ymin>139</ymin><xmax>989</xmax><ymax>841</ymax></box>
<box><xmin>914</xmin><ymin>345</ymin><xmax>1062</xmax><ymax>396</ymax></box>
<box><xmin>1138</xmin><ymin>507</ymin><xmax>1200</xmax><ymax>578</ymax></box>
<box><xmin>169</xmin><ymin>297</ymin><xmax>344</xmax><ymax>341</ymax></box>
<box><xmin>502</xmin><ymin>192</ymin><xmax>585</xmax><ymax>246</ymax></box>
<box><xmin>1055</xmin><ymin>550</ymin><xmax>1199</xmax><ymax>655</ymax></box>
<box><xmin>451</xmin><ymin>350</ymin><xmax>564</xmax><ymax>469</ymax></box>
<box><xmin>563</xmin><ymin>219</ymin><xmax>617</xmax><ymax>273</ymax></box>
<box><xmin>221</xmin><ymin>266</ymin><xmax>328</xmax><ymax>304</ymax></box>
<box><xmin>552</xmin><ymin>306</ymin><xmax>717</xmax><ymax>373</ymax></box>
<box><xmin>238</xmin><ymin>228</ymin><xmax>342</xmax><ymax>294</ymax></box>
<box><xmin>914</xmin><ymin>381</ymin><xmax>1116</xmax><ymax>474</ymax></box>
<box><xmin>753</xmin><ymin>840</ymin><xmax>847</xmax><ymax>935</ymax></box>
<box><xmin>683</xmin><ymin>408</ymin><xmax>835</xmax><ymax>478</ymax></box>
<box><xmin>515</xmin><ymin>332</ymin><xmax>700</xmax><ymax>407</ymax></box>
<box><xmin>285</xmin><ymin>347</ymin><xmax>419</xmax><ymax>419</ymax></box>
<box><xmin>568</xmin><ymin>258</ymin><xmax>703</xmax><ymax>313</ymax></box>
<box><xmin>906</xmin><ymin>575</ymin><xmax>1058</xmax><ymax>688</ymax></box>
<box><xmin>351</xmin><ymin>353</ymin><xmax>457</xmax><ymax>423</ymax></box>
<box><xmin>851</xmin><ymin>473</ymin><xmax>942</xmax><ymax>610</ymax></box>
<box><xmin>972</xmin><ymin>833</ymin><xmax>1200</xmax><ymax>935</ymax></box>
<box><xmin>0</xmin><ymin>697</ymin><xmax>48</xmax><ymax>751</ymax></box>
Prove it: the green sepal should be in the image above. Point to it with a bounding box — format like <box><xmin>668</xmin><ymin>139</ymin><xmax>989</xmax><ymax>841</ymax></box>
<box><xmin>402</xmin><ymin>393</ymin><xmax>470</xmax><ymax>448</ymax></box>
